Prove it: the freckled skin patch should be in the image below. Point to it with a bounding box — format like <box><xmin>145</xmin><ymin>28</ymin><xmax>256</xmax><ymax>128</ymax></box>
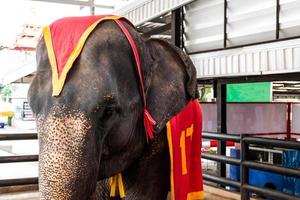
<box><xmin>37</xmin><ymin>107</ymin><xmax>96</xmax><ymax>200</ymax></box>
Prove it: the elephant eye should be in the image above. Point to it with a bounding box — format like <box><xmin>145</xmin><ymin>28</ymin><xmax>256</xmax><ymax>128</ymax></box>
<box><xmin>103</xmin><ymin>105</ymin><xmax>122</xmax><ymax>118</ymax></box>
<box><xmin>102</xmin><ymin>105</ymin><xmax>121</xmax><ymax>119</ymax></box>
<box><xmin>103</xmin><ymin>108</ymin><xmax>114</xmax><ymax>118</ymax></box>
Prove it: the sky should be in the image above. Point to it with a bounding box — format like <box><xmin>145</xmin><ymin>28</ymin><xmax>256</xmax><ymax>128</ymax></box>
<box><xmin>0</xmin><ymin>0</ymin><xmax>131</xmax><ymax>47</ymax></box>
<box><xmin>0</xmin><ymin>0</ymin><xmax>133</xmax><ymax>84</ymax></box>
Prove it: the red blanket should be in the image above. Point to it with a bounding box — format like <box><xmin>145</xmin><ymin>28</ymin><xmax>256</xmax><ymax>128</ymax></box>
<box><xmin>43</xmin><ymin>15</ymin><xmax>131</xmax><ymax>96</ymax></box>
<box><xmin>167</xmin><ymin>99</ymin><xmax>204</xmax><ymax>200</ymax></box>
<box><xmin>44</xmin><ymin>15</ymin><xmax>156</xmax><ymax>140</ymax></box>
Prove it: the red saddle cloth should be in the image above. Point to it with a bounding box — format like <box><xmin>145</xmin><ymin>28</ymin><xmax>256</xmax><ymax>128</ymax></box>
<box><xmin>43</xmin><ymin>15</ymin><xmax>131</xmax><ymax>96</ymax></box>
<box><xmin>167</xmin><ymin>99</ymin><xmax>204</xmax><ymax>200</ymax></box>
<box><xmin>43</xmin><ymin>14</ymin><xmax>157</xmax><ymax>146</ymax></box>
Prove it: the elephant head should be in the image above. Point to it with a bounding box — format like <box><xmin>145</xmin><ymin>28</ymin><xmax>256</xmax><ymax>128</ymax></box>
<box><xmin>28</xmin><ymin>20</ymin><xmax>197</xmax><ymax>200</ymax></box>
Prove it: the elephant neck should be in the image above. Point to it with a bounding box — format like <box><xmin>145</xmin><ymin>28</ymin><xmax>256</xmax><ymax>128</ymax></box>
<box><xmin>121</xmin><ymin>130</ymin><xmax>170</xmax><ymax>200</ymax></box>
<box><xmin>95</xmin><ymin>130</ymin><xmax>171</xmax><ymax>200</ymax></box>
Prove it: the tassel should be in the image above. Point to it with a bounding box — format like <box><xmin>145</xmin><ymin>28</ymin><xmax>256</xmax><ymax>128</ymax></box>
<box><xmin>118</xmin><ymin>174</ymin><xmax>126</xmax><ymax>198</ymax></box>
<box><xmin>144</xmin><ymin>109</ymin><xmax>156</xmax><ymax>141</ymax></box>
<box><xmin>109</xmin><ymin>173</ymin><xmax>126</xmax><ymax>198</ymax></box>
<box><xmin>109</xmin><ymin>176</ymin><xmax>117</xmax><ymax>197</ymax></box>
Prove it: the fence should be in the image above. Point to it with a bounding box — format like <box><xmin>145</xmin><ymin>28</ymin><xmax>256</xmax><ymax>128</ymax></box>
<box><xmin>0</xmin><ymin>133</ymin><xmax>38</xmax><ymax>187</ymax></box>
<box><xmin>1</xmin><ymin>132</ymin><xmax>300</xmax><ymax>199</ymax></box>
<box><xmin>202</xmin><ymin>132</ymin><xmax>300</xmax><ymax>200</ymax></box>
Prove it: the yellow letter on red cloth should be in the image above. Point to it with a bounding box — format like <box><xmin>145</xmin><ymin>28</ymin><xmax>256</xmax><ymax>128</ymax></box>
<box><xmin>167</xmin><ymin>99</ymin><xmax>204</xmax><ymax>200</ymax></box>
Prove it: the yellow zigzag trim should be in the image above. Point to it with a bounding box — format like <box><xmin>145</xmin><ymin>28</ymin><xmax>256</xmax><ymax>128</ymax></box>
<box><xmin>43</xmin><ymin>15</ymin><xmax>121</xmax><ymax>96</ymax></box>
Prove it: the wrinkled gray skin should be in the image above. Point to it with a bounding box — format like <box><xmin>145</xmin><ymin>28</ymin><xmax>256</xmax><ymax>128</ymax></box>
<box><xmin>28</xmin><ymin>20</ymin><xmax>198</xmax><ymax>200</ymax></box>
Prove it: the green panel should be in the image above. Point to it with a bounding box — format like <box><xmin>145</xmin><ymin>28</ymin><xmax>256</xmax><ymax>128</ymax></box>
<box><xmin>227</xmin><ymin>82</ymin><xmax>272</xmax><ymax>102</ymax></box>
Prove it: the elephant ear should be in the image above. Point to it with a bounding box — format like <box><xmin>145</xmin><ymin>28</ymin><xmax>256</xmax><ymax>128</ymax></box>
<box><xmin>146</xmin><ymin>39</ymin><xmax>198</xmax><ymax>99</ymax></box>
<box><xmin>156</xmin><ymin>39</ymin><xmax>197</xmax><ymax>98</ymax></box>
<box><xmin>144</xmin><ymin>39</ymin><xmax>198</xmax><ymax>133</ymax></box>
<box><xmin>173</xmin><ymin>45</ymin><xmax>199</xmax><ymax>99</ymax></box>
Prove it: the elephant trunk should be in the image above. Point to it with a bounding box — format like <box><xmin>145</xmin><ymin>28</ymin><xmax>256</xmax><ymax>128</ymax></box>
<box><xmin>37</xmin><ymin>111</ymin><xmax>99</xmax><ymax>200</ymax></box>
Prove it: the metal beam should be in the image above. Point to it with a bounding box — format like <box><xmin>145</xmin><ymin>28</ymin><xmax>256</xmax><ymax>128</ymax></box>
<box><xmin>150</xmin><ymin>15</ymin><xmax>172</xmax><ymax>25</ymax></box>
<box><xmin>243</xmin><ymin>136</ymin><xmax>300</xmax><ymax>150</ymax></box>
<box><xmin>273</xmin><ymin>91</ymin><xmax>300</xmax><ymax>95</ymax></box>
<box><xmin>0</xmin><ymin>178</ymin><xmax>38</xmax><ymax>187</ymax></box>
<box><xmin>29</xmin><ymin>0</ymin><xmax>114</xmax><ymax>9</ymax></box>
<box><xmin>202</xmin><ymin>132</ymin><xmax>240</xmax><ymax>142</ymax></box>
<box><xmin>0</xmin><ymin>133</ymin><xmax>37</xmax><ymax>141</ymax></box>
<box><xmin>203</xmin><ymin>72</ymin><xmax>300</xmax><ymax>84</ymax></box>
<box><xmin>0</xmin><ymin>155</ymin><xmax>38</xmax><ymax>164</ymax></box>
<box><xmin>202</xmin><ymin>153</ymin><xmax>240</xmax><ymax>165</ymax></box>
<box><xmin>203</xmin><ymin>174</ymin><xmax>241</xmax><ymax>188</ymax></box>
<box><xmin>243</xmin><ymin>161</ymin><xmax>300</xmax><ymax>178</ymax></box>
<box><xmin>243</xmin><ymin>184</ymin><xmax>300</xmax><ymax>200</ymax></box>
<box><xmin>143</xmin><ymin>23</ymin><xmax>171</xmax><ymax>37</ymax></box>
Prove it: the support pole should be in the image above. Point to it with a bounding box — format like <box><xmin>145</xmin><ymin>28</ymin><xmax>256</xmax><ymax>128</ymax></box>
<box><xmin>276</xmin><ymin>0</ymin><xmax>280</xmax><ymax>39</ymax></box>
<box><xmin>223</xmin><ymin>0</ymin><xmax>227</xmax><ymax>48</ymax></box>
<box><xmin>241</xmin><ymin>134</ymin><xmax>249</xmax><ymax>200</ymax></box>
<box><xmin>286</xmin><ymin>102</ymin><xmax>291</xmax><ymax>140</ymax></box>
<box><xmin>216</xmin><ymin>81</ymin><xmax>227</xmax><ymax>180</ymax></box>
<box><xmin>89</xmin><ymin>0</ymin><xmax>95</xmax><ymax>15</ymax></box>
<box><xmin>213</xmin><ymin>81</ymin><xmax>217</xmax><ymax>100</ymax></box>
<box><xmin>171</xmin><ymin>7</ymin><xmax>183</xmax><ymax>48</ymax></box>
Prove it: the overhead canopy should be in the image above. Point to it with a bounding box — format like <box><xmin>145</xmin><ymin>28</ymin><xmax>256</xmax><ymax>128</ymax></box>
<box><xmin>114</xmin><ymin>0</ymin><xmax>195</xmax><ymax>26</ymax></box>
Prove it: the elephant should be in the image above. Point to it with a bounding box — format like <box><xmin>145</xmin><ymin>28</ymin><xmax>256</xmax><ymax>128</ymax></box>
<box><xmin>28</xmin><ymin>19</ymin><xmax>198</xmax><ymax>200</ymax></box>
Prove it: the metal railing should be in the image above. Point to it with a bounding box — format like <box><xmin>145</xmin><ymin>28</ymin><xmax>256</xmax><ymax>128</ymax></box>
<box><xmin>0</xmin><ymin>133</ymin><xmax>38</xmax><ymax>187</ymax></box>
<box><xmin>1</xmin><ymin>132</ymin><xmax>300</xmax><ymax>200</ymax></box>
<box><xmin>202</xmin><ymin>132</ymin><xmax>300</xmax><ymax>200</ymax></box>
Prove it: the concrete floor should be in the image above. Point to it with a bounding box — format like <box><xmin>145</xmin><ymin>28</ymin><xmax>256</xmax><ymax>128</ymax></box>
<box><xmin>0</xmin><ymin>191</ymin><xmax>39</xmax><ymax>200</ymax></box>
<box><xmin>0</xmin><ymin>185</ymin><xmax>245</xmax><ymax>200</ymax></box>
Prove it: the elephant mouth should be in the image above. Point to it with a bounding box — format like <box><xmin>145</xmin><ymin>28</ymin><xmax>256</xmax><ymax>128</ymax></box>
<box><xmin>98</xmin><ymin>155</ymin><xmax>122</xmax><ymax>179</ymax></box>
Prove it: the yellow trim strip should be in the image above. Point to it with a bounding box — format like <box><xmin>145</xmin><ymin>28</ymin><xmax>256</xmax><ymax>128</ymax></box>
<box><xmin>166</xmin><ymin>122</ymin><xmax>175</xmax><ymax>200</ymax></box>
<box><xmin>109</xmin><ymin>176</ymin><xmax>117</xmax><ymax>197</ymax></box>
<box><xmin>43</xmin><ymin>26</ymin><xmax>59</xmax><ymax>96</ymax></box>
<box><xmin>43</xmin><ymin>15</ymin><xmax>121</xmax><ymax>96</ymax></box>
<box><xmin>180</xmin><ymin>130</ymin><xmax>187</xmax><ymax>175</ymax></box>
<box><xmin>118</xmin><ymin>173</ymin><xmax>126</xmax><ymax>198</ymax></box>
<box><xmin>187</xmin><ymin>191</ymin><xmax>205</xmax><ymax>200</ymax></box>
<box><xmin>109</xmin><ymin>173</ymin><xmax>126</xmax><ymax>198</ymax></box>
